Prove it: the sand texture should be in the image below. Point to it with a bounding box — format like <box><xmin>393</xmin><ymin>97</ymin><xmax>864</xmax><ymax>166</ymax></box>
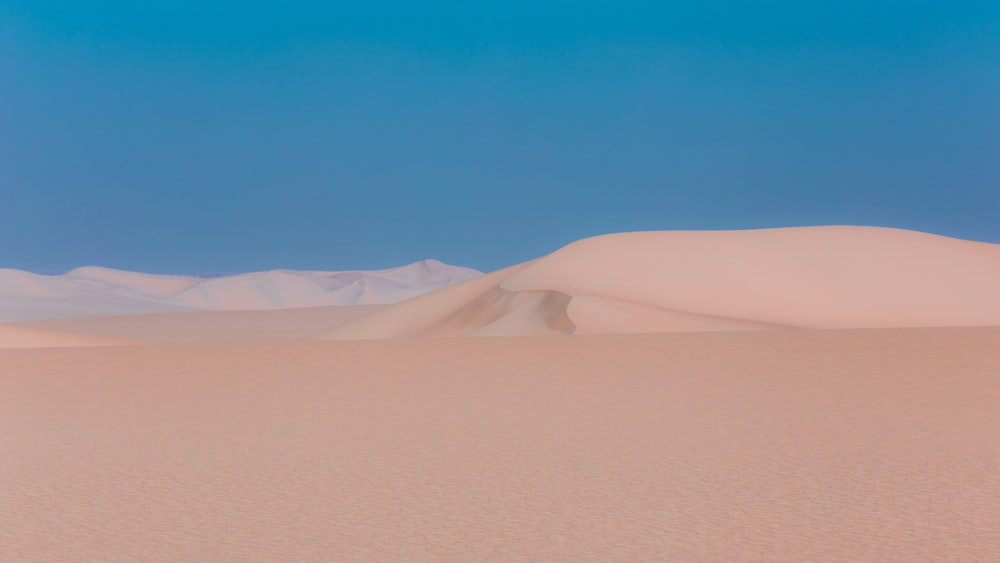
<box><xmin>2</xmin><ymin>329</ymin><xmax>999</xmax><ymax>560</ymax></box>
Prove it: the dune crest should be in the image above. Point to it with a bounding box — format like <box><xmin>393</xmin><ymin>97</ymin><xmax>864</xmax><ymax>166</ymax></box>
<box><xmin>317</xmin><ymin>226</ymin><xmax>1000</xmax><ymax>339</ymax></box>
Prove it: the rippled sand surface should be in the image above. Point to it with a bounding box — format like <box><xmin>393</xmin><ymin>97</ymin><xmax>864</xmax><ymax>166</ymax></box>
<box><xmin>3</xmin><ymin>328</ymin><xmax>998</xmax><ymax>560</ymax></box>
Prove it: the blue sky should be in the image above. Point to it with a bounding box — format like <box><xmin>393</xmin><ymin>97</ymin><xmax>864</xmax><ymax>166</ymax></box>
<box><xmin>2</xmin><ymin>1</ymin><xmax>998</xmax><ymax>273</ymax></box>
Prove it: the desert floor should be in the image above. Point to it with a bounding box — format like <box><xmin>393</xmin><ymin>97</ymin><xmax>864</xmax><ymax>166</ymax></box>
<box><xmin>3</xmin><ymin>327</ymin><xmax>998</xmax><ymax>560</ymax></box>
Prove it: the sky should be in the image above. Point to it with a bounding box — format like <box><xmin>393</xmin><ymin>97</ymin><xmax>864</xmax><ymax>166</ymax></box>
<box><xmin>2</xmin><ymin>1</ymin><xmax>998</xmax><ymax>273</ymax></box>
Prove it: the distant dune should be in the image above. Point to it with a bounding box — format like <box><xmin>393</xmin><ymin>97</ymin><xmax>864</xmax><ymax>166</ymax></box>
<box><xmin>0</xmin><ymin>260</ymin><xmax>480</xmax><ymax>323</ymax></box>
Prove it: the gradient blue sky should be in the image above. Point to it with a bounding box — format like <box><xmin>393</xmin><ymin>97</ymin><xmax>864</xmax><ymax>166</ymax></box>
<box><xmin>2</xmin><ymin>1</ymin><xmax>998</xmax><ymax>273</ymax></box>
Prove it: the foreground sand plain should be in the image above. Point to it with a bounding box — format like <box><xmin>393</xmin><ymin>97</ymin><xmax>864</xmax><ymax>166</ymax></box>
<box><xmin>2</xmin><ymin>328</ymin><xmax>999</xmax><ymax>560</ymax></box>
<box><xmin>2</xmin><ymin>226</ymin><xmax>1000</xmax><ymax>559</ymax></box>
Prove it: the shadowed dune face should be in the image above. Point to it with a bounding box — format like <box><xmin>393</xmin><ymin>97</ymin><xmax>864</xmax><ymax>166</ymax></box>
<box><xmin>428</xmin><ymin>286</ymin><xmax>575</xmax><ymax>337</ymax></box>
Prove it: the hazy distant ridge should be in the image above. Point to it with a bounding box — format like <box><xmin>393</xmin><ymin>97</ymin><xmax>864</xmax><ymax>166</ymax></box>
<box><xmin>0</xmin><ymin>260</ymin><xmax>481</xmax><ymax>322</ymax></box>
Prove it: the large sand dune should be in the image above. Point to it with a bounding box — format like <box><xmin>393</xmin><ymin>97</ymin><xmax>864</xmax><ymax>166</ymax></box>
<box><xmin>320</xmin><ymin>226</ymin><xmax>1000</xmax><ymax>339</ymax></box>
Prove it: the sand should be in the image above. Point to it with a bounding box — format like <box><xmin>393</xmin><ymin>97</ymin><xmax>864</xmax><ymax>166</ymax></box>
<box><xmin>0</xmin><ymin>324</ymin><xmax>138</xmax><ymax>349</ymax></box>
<box><xmin>16</xmin><ymin>306</ymin><xmax>387</xmax><ymax>344</ymax></box>
<box><xmin>2</xmin><ymin>329</ymin><xmax>998</xmax><ymax>560</ymax></box>
<box><xmin>2</xmin><ymin>226</ymin><xmax>999</xmax><ymax>559</ymax></box>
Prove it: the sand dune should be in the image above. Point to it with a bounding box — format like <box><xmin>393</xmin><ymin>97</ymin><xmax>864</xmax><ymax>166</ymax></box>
<box><xmin>0</xmin><ymin>260</ymin><xmax>480</xmax><ymax>322</ymax></box>
<box><xmin>319</xmin><ymin>226</ymin><xmax>1000</xmax><ymax>339</ymax></box>
<box><xmin>5</xmin><ymin>227</ymin><xmax>1000</xmax><ymax>344</ymax></box>
<box><xmin>2</xmin><ymin>328</ymin><xmax>998</xmax><ymax>559</ymax></box>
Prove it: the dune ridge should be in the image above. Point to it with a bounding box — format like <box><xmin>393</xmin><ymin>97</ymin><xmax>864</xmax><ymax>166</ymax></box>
<box><xmin>0</xmin><ymin>260</ymin><xmax>480</xmax><ymax>322</ymax></box>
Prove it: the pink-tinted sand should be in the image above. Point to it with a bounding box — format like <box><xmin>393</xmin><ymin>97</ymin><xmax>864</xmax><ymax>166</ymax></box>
<box><xmin>2</xmin><ymin>328</ymin><xmax>998</xmax><ymax>560</ymax></box>
<box><xmin>3</xmin><ymin>226</ymin><xmax>1000</xmax><ymax>559</ymax></box>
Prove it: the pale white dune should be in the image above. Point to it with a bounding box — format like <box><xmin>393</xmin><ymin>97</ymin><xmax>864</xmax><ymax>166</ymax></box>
<box><xmin>0</xmin><ymin>260</ymin><xmax>480</xmax><ymax>322</ymax></box>
<box><xmin>318</xmin><ymin>226</ymin><xmax>1000</xmax><ymax>339</ymax></box>
<box><xmin>0</xmin><ymin>269</ymin><xmax>72</xmax><ymax>297</ymax></box>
